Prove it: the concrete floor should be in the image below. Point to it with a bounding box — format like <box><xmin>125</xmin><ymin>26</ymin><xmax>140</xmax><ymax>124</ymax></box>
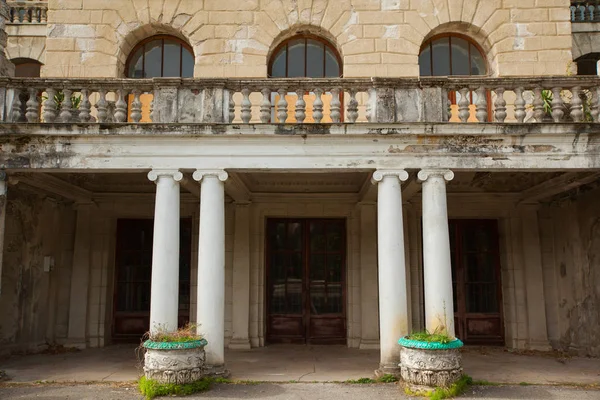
<box><xmin>1</xmin><ymin>345</ymin><xmax>599</xmax><ymax>386</ymax></box>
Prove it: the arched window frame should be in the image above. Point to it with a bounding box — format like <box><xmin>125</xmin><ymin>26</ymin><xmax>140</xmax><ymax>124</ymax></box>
<box><xmin>419</xmin><ymin>33</ymin><xmax>488</xmax><ymax>77</ymax></box>
<box><xmin>125</xmin><ymin>35</ymin><xmax>194</xmax><ymax>79</ymax></box>
<box><xmin>12</xmin><ymin>58</ymin><xmax>42</xmax><ymax>78</ymax></box>
<box><xmin>268</xmin><ymin>34</ymin><xmax>343</xmax><ymax>78</ymax></box>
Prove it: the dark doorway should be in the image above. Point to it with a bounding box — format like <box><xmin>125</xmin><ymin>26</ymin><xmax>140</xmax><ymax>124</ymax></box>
<box><xmin>266</xmin><ymin>218</ymin><xmax>346</xmax><ymax>344</ymax></box>
<box><xmin>450</xmin><ymin>219</ymin><xmax>504</xmax><ymax>345</ymax></box>
<box><xmin>112</xmin><ymin>218</ymin><xmax>192</xmax><ymax>340</ymax></box>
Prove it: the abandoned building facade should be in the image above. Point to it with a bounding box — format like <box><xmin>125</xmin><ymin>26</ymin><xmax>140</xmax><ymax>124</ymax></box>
<box><xmin>0</xmin><ymin>0</ymin><xmax>599</xmax><ymax>373</ymax></box>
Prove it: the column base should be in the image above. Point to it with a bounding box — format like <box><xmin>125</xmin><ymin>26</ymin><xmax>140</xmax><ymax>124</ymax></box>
<box><xmin>228</xmin><ymin>339</ymin><xmax>251</xmax><ymax>350</ymax></box>
<box><xmin>359</xmin><ymin>339</ymin><xmax>380</xmax><ymax>350</ymax></box>
<box><xmin>375</xmin><ymin>364</ymin><xmax>401</xmax><ymax>378</ymax></box>
<box><xmin>203</xmin><ymin>364</ymin><xmax>231</xmax><ymax>378</ymax></box>
<box><xmin>527</xmin><ymin>339</ymin><xmax>552</xmax><ymax>352</ymax></box>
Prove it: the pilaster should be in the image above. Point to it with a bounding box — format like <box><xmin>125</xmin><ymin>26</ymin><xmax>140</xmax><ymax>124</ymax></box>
<box><xmin>0</xmin><ymin>171</ymin><xmax>6</xmax><ymax>295</ymax></box>
<box><xmin>229</xmin><ymin>202</ymin><xmax>251</xmax><ymax>350</ymax></box>
<box><xmin>358</xmin><ymin>201</ymin><xmax>379</xmax><ymax>350</ymax></box>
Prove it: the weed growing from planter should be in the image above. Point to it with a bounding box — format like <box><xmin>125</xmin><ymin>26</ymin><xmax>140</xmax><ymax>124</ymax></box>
<box><xmin>148</xmin><ymin>323</ymin><xmax>202</xmax><ymax>343</ymax></box>
<box><xmin>407</xmin><ymin>331</ymin><xmax>453</xmax><ymax>344</ymax></box>
<box><xmin>404</xmin><ymin>375</ymin><xmax>472</xmax><ymax>399</ymax></box>
<box><xmin>139</xmin><ymin>376</ymin><xmax>212</xmax><ymax>399</ymax></box>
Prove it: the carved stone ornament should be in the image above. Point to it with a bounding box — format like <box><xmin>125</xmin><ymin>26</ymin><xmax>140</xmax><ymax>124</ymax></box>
<box><xmin>399</xmin><ymin>339</ymin><xmax>464</xmax><ymax>391</ymax></box>
<box><xmin>143</xmin><ymin>339</ymin><xmax>207</xmax><ymax>384</ymax></box>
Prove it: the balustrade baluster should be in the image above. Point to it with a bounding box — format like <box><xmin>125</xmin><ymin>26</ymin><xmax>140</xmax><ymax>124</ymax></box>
<box><xmin>276</xmin><ymin>88</ymin><xmax>287</xmax><ymax>123</ymax></box>
<box><xmin>570</xmin><ymin>86</ymin><xmax>584</xmax><ymax>122</ymax></box>
<box><xmin>347</xmin><ymin>90</ymin><xmax>359</xmax><ymax>123</ymax></box>
<box><xmin>59</xmin><ymin>89</ymin><xmax>73</xmax><ymax>122</ymax></box>
<box><xmin>41</xmin><ymin>8</ymin><xmax>47</xmax><ymax>23</ymax></box>
<box><xmin>78</xmin><ymin>89</ymin><xmax>91</xmax><ymax>122</ymax></box>
<box><xmin>294</xmin><ymin>88</ymin><xmax>306</xmax><ymax>123</ymax></box>
<box><xmin>114</xmin><ymin>89</ymin><xmax>128</xmax><ymax>122</ymax></box>
<box><xmin>330</xmin><ymin>88</ymin><xmax>341</xmax><ymax>123</ymax></box>
<box><xmin>475</xmin><ymin>87</ymin><xmax>488</xmax><ymax>122</ymax></box>
<box><xmin>514</xmin><ymin>87</ymin><xmax>526</xmax><ymax>123</ymax></box>
<box><xmin>228</xmin><ymin>92</ymin><xmax>235</xmax><ymax>123</ymax></box>
<box><xmin>458</xmin><ymin>87</ymin><xmax>470</xmax><ymax>122</ymax></box>
<box><xmin>533</xmin><ymin>87</ymin><xmax>545</xmax><ymax>122</ymax></box>
<box><xmin>591</xmin><ymin>87</ymin><xmax>600</xmax><ymax>122</ymax></box>
<box><xmin>25</xmin><ymin>87</ymin><xmax>39</xmax><ymax>123</ymax></box>
<box><xmin>95</xmin><ymin>89</ymin><xmax>108</xmax><ymax>122</ymax></box>
<box><xmin>260</xmin><ymin>88</ymin><xmax>271</xmax><ymax>123</ymax></box>
<box><xmin>366</xmin><ymin>88</ymin><xmax>374</xmax><ymax>123</ymax></box>
<box><xmin>11</xmin><ymin>89</ymin><xmax>23</xmax><ymax>122</ymax></box>
<box><xmin>494</xmin><ymin>88</ymin><xmax>507</xmax><ymax>123</ymax></box>
<box><xmin>241</xmin><ymin>88</ymin><xmax>252</xmax><ymax>124</ymax></box>
<box><xmin>43</xmin><ymin>88</ymin><xmax>58</xmax><ymax>122</ymax></box>
<box><xmin>551</xmin><ymin>87</ymin><xmax>564</xmax><ymax>122</ymax></box>
<box><xmin>130</xmin><ymin>89</ymin><xmax>142</xmax><ymax>123</ymax></box>
<box><xmin>313</xmin><ymin>88</ymin><xmax>324</xmax><ymax>123</ymax></box>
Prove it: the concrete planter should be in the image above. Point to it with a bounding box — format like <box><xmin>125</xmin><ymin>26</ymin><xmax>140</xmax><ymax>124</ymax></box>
<box><xmin>143</xmin><ymin>339</ymin><xmax>208</xmax><ymax>384</ymax></box>
<box><xmin>398</xmin><ymin>337</ymin><xmax>464</xmax><ymax>390</ymax></box>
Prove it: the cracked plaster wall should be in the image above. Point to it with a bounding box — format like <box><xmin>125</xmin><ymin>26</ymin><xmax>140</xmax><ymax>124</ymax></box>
<box><xmin>40</xmin><ymin>0</ymin><xmax>573</xmax><ymax>78</ymax></box>
<box><xmin>0</xmin><ymin>186</ymin><xmax>76</xmax><ymax>356</ymax></box>
<box><xmin>540</xmin><ymin>187</ymin><xmax>600</xmax><ymax>357</ymax></box>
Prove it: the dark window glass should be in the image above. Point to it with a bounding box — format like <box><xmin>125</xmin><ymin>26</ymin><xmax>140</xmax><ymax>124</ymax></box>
<box><xmin>419</xmin><ymin>35</ymin><xmax>486</xmax><ymax>77</ymax></box>
<box><xmin>451</xmin><ymin>37</ymin><xmax>470</xmax><ymax>75</ymax></box>
<box><xmin>306</xmin><ymin>41</ymin><xmax>324</xmax><ymax>77</ymax></box>
<box><xmin>269</xmin><ymin>36</ymin><xmax>341</xmax><ymax>78</ymax></box>
<box><xmin>432</xmin><ymin>37</ymin><xmax>451</xmax><ymax>76</ymax></box>
<box><xmin>126</xmin><ymin>37</ymin><xmax>194</xmax><ymax>78</ymax></box>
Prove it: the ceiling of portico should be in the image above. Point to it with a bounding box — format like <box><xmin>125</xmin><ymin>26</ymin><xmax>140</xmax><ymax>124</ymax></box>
<box><xmin>236</xmin><ymin>172</ymin><xmax>370</xmax><ymax>194</ymax></box>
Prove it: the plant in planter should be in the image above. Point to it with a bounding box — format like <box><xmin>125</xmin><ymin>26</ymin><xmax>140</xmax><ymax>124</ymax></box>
<box><xmin>142</xmin><ymin>323</ymin><xmax>208</xmax><ymax>385</ymax></box>
<box><xmin>398</xmin><ymin>328</ymin><xmax>464</xmax><ymax>394</ymax></box>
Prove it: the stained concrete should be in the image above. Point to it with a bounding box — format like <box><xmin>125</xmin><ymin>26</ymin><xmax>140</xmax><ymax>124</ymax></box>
<box><xmin>1</xmin><ymin>345</ymin><xmax>599</xmax><ymax>386</ymax></box>
<box><xmin>0</xmin><ymin>383</ymin><xmax>599</xmax><ymax>400</ymax></box>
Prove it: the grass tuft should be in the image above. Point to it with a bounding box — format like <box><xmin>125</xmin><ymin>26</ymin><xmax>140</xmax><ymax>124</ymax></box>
<box><xmin>147</xmin><ymin>323</ymin><xmax>203</xmax><ymax>343</ymax></box>
<box><xmin>138</xmin><ymin>376</ymin><xmax>212</xmax><ymax>399</ymax></box>
<box><xmin>345</xmin><ymin>377</ymin><xmax>376</xmax><ymax>384</ymax></box>
<box><xmin>407</xmin><ymin>331</ymin><xmax>453</xmax><ymax>344</ymax></box>
<box><xmin>377</xmin><ymin>374</ymin><xmax>399</xmax><ymax>383</ymax></box>
<box><xmin>404</xmin><ymin>375</ymin><xmax>473</xmax><ymax>399</ymax></box>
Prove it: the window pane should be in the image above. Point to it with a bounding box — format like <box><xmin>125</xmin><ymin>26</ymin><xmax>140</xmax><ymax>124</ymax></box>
<box><xmin>325</xmin><ymin>47</ymin><xmax>340</xmax><ymax>77</ymax></box>
<box><xmin>470</xmin><ymin>43</ymin><xmax>486</xmax><ymax>75</ymax></box>
<box><xmin>182</xmin><ymin>47</ymin><xmax>194</xmax><ymax>77</ymax></box>
<box><xmin>419</xmin><ymin>45</ymin><xmax>432</xmax><ymax>76</ymax></box>
<box><xmin>451</xmin><ymin>37</ymin><xmax>470</xmax><ymax>75</ymax></box>
<box><xmin>144</xmin><ymin>40</ymin><xmax>162</xmax><ymax>78</ymax></box>
<box><xmin>306</xmin><ymin>40</ymin><xmax>325</xmax><ymax>77</ymax></box>
<box><xmin>432</xmin><ymin>38</ymin><xmax>451</xmax><ymax>76</ymax></box>
<box><xmin>163</xmin><ymin>41</ymin><xmax>181</xmax><ymax>77</ymax></box>
<box><xmin>271</xmin><ymin>48</ymin><xmax>287</xmax><ymax>77</ymax></box>
<box><xmin>287</xmin><ymin>39</ymin><xmax>305</xmax><ymax>77</ymax></box>
<box><xmin>128</xmin><ymin>46</ymin><xmax>144</xmax><ymax>78</ymax></box>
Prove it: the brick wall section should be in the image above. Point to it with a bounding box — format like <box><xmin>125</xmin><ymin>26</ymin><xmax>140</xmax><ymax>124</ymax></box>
<box><xmin>42</xmin><ymin>0</ymin><xmax>574</xmax><ymax>77</ymax></box>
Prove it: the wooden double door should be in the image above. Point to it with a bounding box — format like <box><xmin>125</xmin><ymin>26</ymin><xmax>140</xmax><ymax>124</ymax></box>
<box><xmin>266</xmin><ymin>218</ymin><xmax>346</xmax><ymax>344</ymax></box>
<box><xmin>112</xmin><ymin>218</ymin><xmax>192</xmax><ymax>340</ymax></box>
<box><xmin>450</xmin><ymin>219</ymin><xmax>504</xmax><ymax>345</ymax></box>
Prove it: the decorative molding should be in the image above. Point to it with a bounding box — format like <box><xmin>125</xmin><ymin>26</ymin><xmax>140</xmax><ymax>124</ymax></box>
<box><xmin>147</xmin><ymin>169</ymin><xmax>183</xmax><ymax>182</ymax></box>
<box><xmin>371</xmin><ymin>169</ymin><xmax>409</xmax><ymax>184</ymax></box>
<box><xmin>417</xmin><ymin>169</ymin><xmax>454</xmax><ymax>182</ymax></box>
<box><xmin>192</xmin><ymin>169</ymin><xmax>228</xmax><ymax>183</ymax></box>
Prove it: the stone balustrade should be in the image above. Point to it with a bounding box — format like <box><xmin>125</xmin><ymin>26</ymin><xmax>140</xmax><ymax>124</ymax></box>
<box><xmin>2</xmin><ymin>76</ymin><xmax>600</xmax><ymax>125</ymax></box>
<box><xmin>7</xmin><ymin>0</ymin><xmax>47</xmax><ymax>24</ymax></box>
<box><xmin>571</xmin><ymin>1</ymin><xmax>600</xmax><ymax>22</ymax></box>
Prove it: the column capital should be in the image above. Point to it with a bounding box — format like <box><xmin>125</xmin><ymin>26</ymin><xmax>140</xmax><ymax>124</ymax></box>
<box><xmin>193</xmin><ymin>169</ymin><xmax>229</xmax><ymax>182</ymax></box>
<box><xmin>371</xmin><ymin>169</ymin><xmax>409</xmax><ymax>185</ymax></box>
<box><xmin>148</xmin><ymin>169</ymin><xmax>183</xmax><ymax>182</ymax></box>
<box><xmin>417</xmin><ymin>169</ymin><xmax>454</xmax><ymax>182</ymax></box>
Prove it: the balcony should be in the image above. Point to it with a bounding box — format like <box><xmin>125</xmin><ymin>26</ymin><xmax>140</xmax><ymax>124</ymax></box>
<box><xmin>6</xmin><ymin>0</ymin><xmax>47</xmax><ymax>24</ymax></box>
<box><xmin>3</xmin><ymin>76</ymin><xmax>600</xmax><ymax>126</ymax></box>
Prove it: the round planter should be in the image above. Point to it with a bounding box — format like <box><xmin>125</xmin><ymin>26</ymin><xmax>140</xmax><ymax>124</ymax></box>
<box><xmin>398</xmin><ymin>337</ymin><xmax>464</xmax><ymax>390</ymax></box>
<box><xmin>143</xmin><ymin>339</ymin><xmax>208</xmax><ymax>384</ymax></box>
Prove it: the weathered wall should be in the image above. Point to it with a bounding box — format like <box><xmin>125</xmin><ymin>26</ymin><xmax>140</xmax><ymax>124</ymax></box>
<box><xmin>540</xmin><ymin>186</ymin><xmax>600</xmax><ymax>357</ymax></box>
<box><xmin>0</xmin><ymin>186</ymin><xmax>75</xmax><ymax>355</ymax></box>
<box><xmin>41</xmin><ymin>0</ymin><xmax>573</xmax><ymax>78</ymax></box>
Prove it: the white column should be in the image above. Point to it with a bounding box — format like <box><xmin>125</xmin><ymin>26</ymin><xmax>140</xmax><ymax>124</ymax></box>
<box><xmin>418</xmin><ymin>169</ymin><xmax>455</xmax><ymax>338</ymax></box>
<box><xmin>193</xmin><ymin>169</ymin><xmax>228</xmax><ymax>371</ymax></box>
<box><xmin>229</xmin><ymin>202</ymin><xmax>251</xmax><ymax>349</ymax></box>
<box><xmin>148</xmin><ymin>169</ymin><xmax>183</xmax><ymax>335</ymax></box>
<box><xmin>0</xmin><ymin>171</ymin><xmax>6</xmax><ymax>295</ymax></box>
<box><xmin>372</xmin><ymin>169</ymin><xmax>409</xmax><ymax>371</ymax></box>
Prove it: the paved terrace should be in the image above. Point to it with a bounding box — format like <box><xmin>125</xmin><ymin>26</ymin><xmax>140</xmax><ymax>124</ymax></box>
<box><xmin>1</xmin><ymin>345</ymin><xmax>598</xmax><ymax>386</ymax></box>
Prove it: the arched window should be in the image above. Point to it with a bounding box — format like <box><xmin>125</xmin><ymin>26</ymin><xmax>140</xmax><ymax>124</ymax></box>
<box><xmin>126</xmin><ymin>35</ymin><xmax>194</xmax><ymax>78</ymax></box>
<box><xmin>269</xmin><ymin>35</ymin><xmax>342</xmax><ymax>78</ymax></box>
<box><xmin>419</xmin><ymin>34</ymin><xmax>487</xmax><ymax>76</ymax></box>
<box><xmin>12</xmin><ymin>58</ymin><xmax>42</xmax><ymax>78</ymax></box>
